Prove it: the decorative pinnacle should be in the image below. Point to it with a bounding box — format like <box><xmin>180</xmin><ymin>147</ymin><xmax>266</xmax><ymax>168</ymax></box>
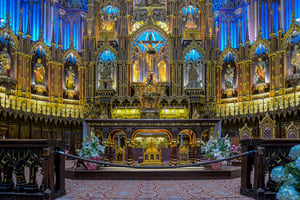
<box><xmin>39</xmin><ymin>28</ymin><xmax>44</xmax><ymax>40</ymax></box>
<box><xmin>5</xmin><ymin>13</ymin><xmax>11</xmax><ymax>28</ymax></box>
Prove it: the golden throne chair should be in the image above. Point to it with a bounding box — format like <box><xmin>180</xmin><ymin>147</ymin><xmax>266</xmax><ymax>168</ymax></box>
<box><xmin>239</xmin><ymin>123</ymin><xmax>253</xmax><ymax>140</ymax></box>
<box><xmin>259</xmin><ymin>115</ymin><xmax>276</xmax><ymax>139</ymax></box>
<box><xmin>285</xmin><ymin>121</ymin><xmax>300</xmax><ymax>139</ymax></box>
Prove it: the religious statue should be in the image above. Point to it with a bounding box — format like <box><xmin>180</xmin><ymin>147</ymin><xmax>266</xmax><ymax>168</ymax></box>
<box><xmin>185</xmin><ymin>14</ymin><xmax>197</xmax><ymax>29</ymax></box>
<box><xmin>192</xmin><ymin>108</ymin><xmax>200</xmax><ymax>119</ymax></box>
<box><xmin>188</xmin><ymin>64</ymin><xmax>199</xmax><ymax>83</ymax></box>
<box><xmin>105</xmin><ymin>15</ymin><xmax>117</xmax><ymax>31</ymax></box>
<box><xmin>65</xmin><ymin>64</ymin><xmax>76</xmax><ymax>90</ymax></box>
<box><xmin>158</xmin><ymin>60</ymin><xmax>167</xmax><ymax>82</ymax></box>
<box><xmin>100</xmin><ymin>61</ymin><xmax>112</xmax><ymax>80</ymax></box>
<box><xmin>255</xmin><ymin>57</ymin><xmax>266</xmax><ymax>84</ymax></box>
<box><xmin>34</xmin><ymin>58</ymin><xmax>45</xmax><ymax>85</ymax></box>
<box><xmin>0</xmin><ymin>48</ymin><xmax>11</xmax><ymax>77</ymax></box>
<box><xmin>291</xmin><ymin>45</ymin><xmax>300</xmax><ymax>74</ymax></box>
<box><xmin>132</xmin><ymin>60</ymin><xmax>140</xmax><ymax>82</ymax></box>
<box><xmin>140</xmin><ymin>41</ymin><xmax>161</xmax><ymax>72</ymax></box>
<box><xmin>100</xmin><ymin>16</ymin><xmax>106</xmax><ymax>31</ymax></box>
<box><xmin>224</xmin><ymin>64</ymin><xmax>234</xmax><ymax>88</ymax></box>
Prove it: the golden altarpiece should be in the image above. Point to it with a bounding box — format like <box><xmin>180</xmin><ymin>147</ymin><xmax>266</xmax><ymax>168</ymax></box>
<box><xmin>1</xmin><ymin>0</ymin><xmax>300</xmax><ymax>163</ymax></box>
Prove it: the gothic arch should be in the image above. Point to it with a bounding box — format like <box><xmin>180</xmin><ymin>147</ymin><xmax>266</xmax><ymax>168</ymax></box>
<box><xmin>63</xmin><ymin>49</ymin><xmax>82</xmax><ymax>65</ymax></box>
<box><xmin>108</xmin><ymin>129</ymin><xmax>127</xmax><ymax>143</ymax></box>
<box><xmin>129</xmin><ymin>24</ymin><xmax>171</xmax><ymax>60</ymax></box>
<box><xmin>249</xmin><ymin>38</ymin><xmax>270</xmax><ymax>59</ymax></box>
<box><xmin>282</xmin><ymin>22</ymin><xmax>300</xmax><ymax>49</ymax></box>
<box><xmin>95</xmin><ymin>45</ymin><xmax>117</xmax><ymax>59</ymax></box>
<box><xmin>178</xmin><ymin>129</ymin><xmax>196</xmax><ymax>144</ymax></box>
<box><xmin>183</xmin><ymin>46</ymin><xmax>206</xmax><ymax>60</ymax></box>
<box><xmin>0</xmin><ymin>28</ymin><xmax>20</xmax><ymax>51</ymax></box>
<box><xmin>31</xmin><ymin>42</ymin><xmax>51</xmax><ymax>60</ymax></box>
<box><xmin>219</xmin><ymin>47</ymin><xmax>239</xmax><ymax>64</ymax></box>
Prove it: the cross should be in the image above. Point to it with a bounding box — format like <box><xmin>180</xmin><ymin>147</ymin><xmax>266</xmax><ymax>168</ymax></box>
<box><xmin>140</xmin><ymin>33</ymin><xmax>161</xmax><ymax>53</ymax></box>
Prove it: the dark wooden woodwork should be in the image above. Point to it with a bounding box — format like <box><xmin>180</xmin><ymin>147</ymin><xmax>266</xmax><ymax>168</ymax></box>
<box><xmin>0</xmin><ymin>139</ymin><xmax>65</xmax><ymax>200</ymax></box>
<box><xmin>240</xmin><ymin>139</ymin><xmax>300</xmax><ymax>200</ymax></box>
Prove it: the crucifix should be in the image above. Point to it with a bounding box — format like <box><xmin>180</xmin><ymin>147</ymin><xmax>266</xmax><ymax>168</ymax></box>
<box><xmin>139</xmin><ymin>34</ymin><xmax>161</xmax><ymax>77</ymax></box>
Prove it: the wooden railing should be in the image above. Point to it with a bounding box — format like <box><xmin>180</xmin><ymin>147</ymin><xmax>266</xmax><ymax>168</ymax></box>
<box><xmin>240</xmin><ymin>139</ymin><xmax>300</xmax><ymax>200</ymax></box>
<box><xmin>0</xmin><ymin>139</ymin><xmax>65</xmax><ymax>200</ymax></box>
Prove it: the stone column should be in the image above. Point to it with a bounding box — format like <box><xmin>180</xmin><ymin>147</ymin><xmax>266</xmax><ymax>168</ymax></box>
<box><xmin>126</xmin><ymin>139</ymin><xmax>135</xmax><ymax>166</ymax></box>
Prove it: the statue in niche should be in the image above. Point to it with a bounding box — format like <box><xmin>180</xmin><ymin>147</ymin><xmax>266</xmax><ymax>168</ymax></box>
<box><xmin>192</xmin><ymin>108</ymin><xmax>200</xmax><ymax>119</ymax></box>
<box><xmin>185</xmin><ymin>14</ymin><xmax>197</xmax><ymax>29</ymax></box>
<box><xmin>188</xmin><ymin>64</ymin><xmax>199</xmax><ymax>83</ymax></box>
<box><xmin>158</xmin><ymin>60</ymin><xmax>167</xmax><ymax>82</ymax></box>
<box><xmin>133</xmin><ymin>60</ymin><xmax>140</xmax><ymax>82</ymax></box>
<box><xmin>100</xmin><ymin>61</ymin><xmax>112</xmax><ymax>80</ymax></box>
<box><xmin>255</xmin><ymin>57</ymin><xmax>266</xmax><ymax>84</ymax></box>
<box><xmin>291</xmin><ymin>45</ymin><xmax>300</xmax><ymax>74</ymax></box>
<box><xmin>100</xmin><ymin>15</ymin><xmax>106</xmax><ymax>30</ymax></box>
<box><xmin>101</xmin><ymin>9</ymin><xmax>117</xmax><ymax>31</ymax></box>
<box><xmin>224</xmin><ymin>64</ymin><xmax>234</xmax><ymax>88</ymax></box>
<box><xmin>34</xmin><ymin>58</ymin><xmax>46</xmax><ymax>85</ymax></box>
<box><xmin>0</xmin><ymin>48</ymin><xmax>11</xmax><ymax>77</ymax></box>
<box><xmin>65</xmin><ymin>64</ymin><xmax>76</xmax><ymax>90</ymax></box>
<box><xmin>140</xmin><ymin>41</ymin><xmax>161</xmax><ymax>81</ymax></box>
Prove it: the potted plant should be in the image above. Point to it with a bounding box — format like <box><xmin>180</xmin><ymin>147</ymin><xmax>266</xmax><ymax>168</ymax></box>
<box><xmin>270</xmin><ymin>144</ymin><xmax>300</xmax><ymax>200</ymax></box>
<box><xmin>201</xmin><ymin>135</ymin><xmax>231</xmax><ymax>170</ymax></box>
<box><xmin>77</xmin><ymin>133</ymin><xmax>105</xmax><ymax>170</ymax></box>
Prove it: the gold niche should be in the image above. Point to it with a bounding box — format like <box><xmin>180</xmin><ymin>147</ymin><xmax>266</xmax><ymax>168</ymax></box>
<box><xmin>140</xmin><ymin>136</ymin><xmax>164</xmax><ymax>166</ymax></box>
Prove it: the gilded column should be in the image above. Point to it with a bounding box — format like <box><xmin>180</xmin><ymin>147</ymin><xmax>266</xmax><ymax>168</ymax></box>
<box><xmin>102</xmin><ymin>139</ymin><xmax>110</xmax><ymax>163</ymax></box>
<box><xmin>126</xmin><ymin>139</ymin><xmax>135</xmax><ymax>166</ymax></box>
<box><xmin>170</xmin><ymin>139</ymin><xmax>178</xmax><ymax>165</ymax></box>
<box><xmin>196</xmin><ymin>138</ymin><xmax>202</xmax><ymax>162</ymax></box>
<box><xmin>189</xmin><ymin>141</ymin><xmax>196</xmax><ymax>164</ymax></box>
<box><xmin>217</xmin><ymin>65</ymin><xmax>222</xmax><ymax>103</ymax></box>
<box><xmin>109</xmin><ymin>141</ymin><xmax>114</xmax><ymax>163</ymax></box>
<box><xmin>169</xmin><ymin>141</ymin><xmax>174</xmax><ymax>166</ymax></box>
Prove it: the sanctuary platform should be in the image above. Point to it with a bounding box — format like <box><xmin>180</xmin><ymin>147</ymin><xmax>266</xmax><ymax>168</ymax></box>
<box><xmin>65</xmin><ymin>165</ymin><xmax>241</xmax><ymax>180</ymax></box>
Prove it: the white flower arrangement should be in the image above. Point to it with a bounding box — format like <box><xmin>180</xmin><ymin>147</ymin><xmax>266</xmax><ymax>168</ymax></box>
<box><xmin>78</xmin><ymin>133</ymin><xmax>105</xmax><ymax>159</ymax></box>
<box><xmin>201</xmin><ymin>134</ymin><xmax>231</xmax><ymax>159</ymax></box>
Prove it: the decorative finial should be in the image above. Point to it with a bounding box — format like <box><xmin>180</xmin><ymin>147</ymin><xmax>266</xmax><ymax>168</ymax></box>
<box><xmin>291</xmin><ymin>12</ymin><xmax>296</xmax><ymax>26</ymax></box>
<box><xmin>26</xmin><ymin>11</ymin><xmax>32</xmax><ymax>38</ymax></box>
<box><xmin>69</xmin><ymin>37</ymin><xmax>74</xmax><ymax>49</ymax></box>
<box><xmin>5</xmin><ymin>13</ymin><xmax>11</xmax><ymax>28</ymax></box>
<box><xmin>51</xmin><ymin>22</ymin><xmax>56</xmax><ymax>45</ymax></box>
<box><xmin>39</xmin><ymin>28</ymin><xmax>44</xmax><ymax>41</ymax></box>
<box><xmin>18</xmin><ymin>8</ymin><xmax>24</xmax><ymax>35</ymax></box>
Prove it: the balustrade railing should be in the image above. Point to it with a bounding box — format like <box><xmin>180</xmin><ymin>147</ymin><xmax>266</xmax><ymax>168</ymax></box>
<box><xmin>0</xmin><ymin>139</ymin><xmax>65</xmax><ymax>200</ymax></box>
<box><xmin>240</xmin><ymin>139</ymin><xmax>300</xmax><ymax>200</ymax></box>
